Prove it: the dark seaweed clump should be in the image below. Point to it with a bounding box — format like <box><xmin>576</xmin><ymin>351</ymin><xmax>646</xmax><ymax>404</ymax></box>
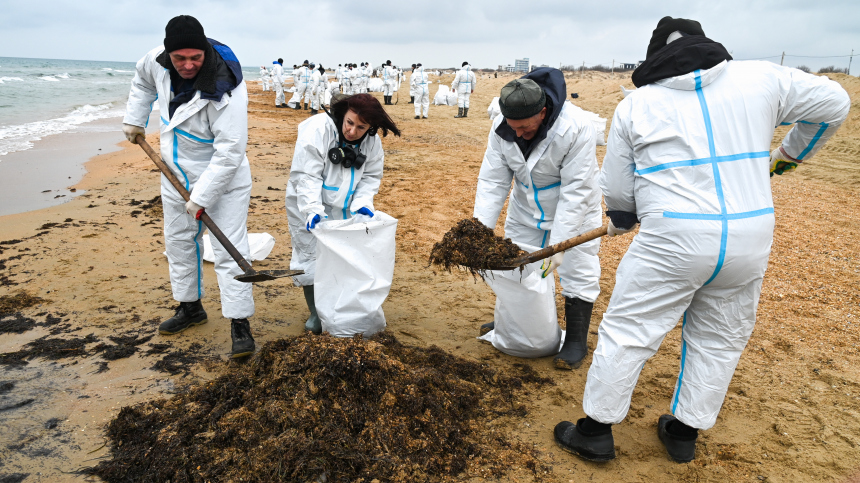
<box><xmin>87</xmin><ymin>333</ymin><xmax>554</xmax><ymax>483</ymax></box>
<box><xmin>0</xmin><ymin>291</ymin><xmax>45</xmax><ymax>318</ymax></box>
<box><xmin>0</xmin><ymin>334</ymin><xmax>99</xmax><ymax>367</ymax></box>
<box><xmin>429</xmin><ymin>218</ymin><xmax>526</xmax><ymax>273</ymax></box>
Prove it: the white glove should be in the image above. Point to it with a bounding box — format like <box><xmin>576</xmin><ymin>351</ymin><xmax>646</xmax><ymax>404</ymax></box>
<box><xmin>185</xmin><ymin>200</ymin><xmax>204</xmax><ymax>219</ymax></box>
<box><xmin>540</xmin><ymin>252</ymin><xmax>564</xmax><ymax>278</ymax></box>
<box><xmin>607</xmin><ymin>219</ymin><xmax>635</xmax><ymax>237</ymax></box>
<box><xmin>769</xmin><ymin>146</ymin><xmax>800</xmax><ymax>177</ymax></box>
<box><xmin>122</xmin><ymin>123</ymin><xmax>145</xmax><ymax>144</ymax></box>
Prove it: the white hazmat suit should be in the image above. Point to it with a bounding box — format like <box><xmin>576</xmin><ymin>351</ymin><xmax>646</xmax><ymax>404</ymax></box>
<box><xmin>285</xmin><ymin>114</ymin><xmax>385</xmax><ymax>286</ymax></box>
<box><xmin>585</xmin><ymin>60</ymin><xmax>850</xmax><ymax>430</ymax></box>
<box><xmin>259</xmin><ymin>67</ymin><xmax>271</xmax><ymax>91</ymax></box>
<box><xmin>271</xmin><ymin>62</ymin><xmax>285</xmax><ymax>106</ymax></box>
<box><xmin>474</xmin><ymin>101</ymin><xmax>602</xmax><ymax>302</ymax></box>
<box><xmin>295</xmin><ymin>65</ymin><xmax>312</xmax><ymax>107</ymax></box>
<box><xmin>411</xmin><ymin>67</ymin><xmax>430</xmax><ymax>117</ymax></box>
<box><xmin>382</xmin><ymin>64</ymin><xmax>396</xmax><ymax>97</ymax></box>
<box><xmin>124</xmin><ymin>44</ymin><xmax>254</xmax><ymax>320</ymax></box>
<box><xmin>451</xmin><ymin>64</ymin><xmax>477</xmax><ymax>108</ymax></box>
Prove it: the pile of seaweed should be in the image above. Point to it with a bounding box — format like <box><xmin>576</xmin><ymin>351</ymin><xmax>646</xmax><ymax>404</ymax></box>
<box><xmin>428</xmin><ymin>218</ymin><xmax>526</xmax><ymax>273</ymax></box>
<box><xmin>87</xmin><ymin>333</ymin><xmax>554</xmax><ymax>482</ymax></box>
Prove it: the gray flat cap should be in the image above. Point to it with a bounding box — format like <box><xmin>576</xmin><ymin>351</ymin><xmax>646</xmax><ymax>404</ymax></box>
<box><xmin>499</xmin><ymin>78</ymin><xmax>546</xmax><ymax>120</ymax></box>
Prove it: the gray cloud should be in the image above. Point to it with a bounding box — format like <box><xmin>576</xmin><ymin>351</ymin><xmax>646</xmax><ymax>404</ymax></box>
<box><xmin>0</xmin><ymin>0</ymin><xmax>856</xmax><ymax>73</ymax></box>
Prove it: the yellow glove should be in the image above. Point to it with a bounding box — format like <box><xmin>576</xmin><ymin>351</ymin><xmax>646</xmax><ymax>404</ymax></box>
<box><xmin>770</xmin><ymin>147</ymin><xmax>800</xmax><ymax>177</ymax></box>
<box><xmin>541</xmin><ymin>252</ymin><xmax>564</xmax><ymax>278</ymax></box>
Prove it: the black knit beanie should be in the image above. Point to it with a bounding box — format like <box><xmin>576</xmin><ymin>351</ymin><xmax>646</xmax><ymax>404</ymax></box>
<box><xmin>646</xmin><ymin>16</ymin><xmax>705</xmax><ymax>59</ymax></box>
<box><xmin>164</xmin><ymin>15</ymin><xmax>208</xmax><ymax>53</ymax></box>
<box><xmin>499</xmin><ymin>78</ymin><xmax>546</xmax><ymax>120</ymax></box>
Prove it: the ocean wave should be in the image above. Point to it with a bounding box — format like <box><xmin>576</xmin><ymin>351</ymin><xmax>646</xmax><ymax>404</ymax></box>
<box><xmin>0</xmin><ymin>77</ymin><xmax>24</xmax><ymax>84</ymax></box>
<box><xmin>39</xmin><ymin>76</ymin><xmax>60</xmax><ymax>82</ymax></box>
<box><xmin>0</xmin><ymin>102</ymin><xmax>125</xmax><ymax>157</ymax></box>
<box><xmin>113</xmin><ymin>69</ymin><xmax>134</xmax><ymax>73</ymax></box>
<box><xmin>57</xmin><ymin>73</ymin><xmax>70</xmax><ymax>79</ymax></box>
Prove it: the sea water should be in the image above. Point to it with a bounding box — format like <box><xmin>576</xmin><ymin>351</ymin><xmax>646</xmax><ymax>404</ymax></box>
<box><xmin>0</xmin><ymin>56</ymin><xmax>261</xmax><ymax>159</ymax></box>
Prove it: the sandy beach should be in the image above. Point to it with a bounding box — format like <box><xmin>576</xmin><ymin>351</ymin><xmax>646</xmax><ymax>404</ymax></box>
<box><xmin>1</xmin><ymin>72</ymin><xmax>859</xmax><ymax>482</ymax></box>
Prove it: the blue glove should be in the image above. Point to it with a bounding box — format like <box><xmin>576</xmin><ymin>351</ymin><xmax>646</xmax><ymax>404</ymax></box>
<box><xmin>353</xmin><ymin>207</ymin><xmax>374</xmax><ymax>223</ymax></box>
<box><xmin>306</xmin><ymin>213</ymin><xmax>321</xmax><ymax>231</ymax></box>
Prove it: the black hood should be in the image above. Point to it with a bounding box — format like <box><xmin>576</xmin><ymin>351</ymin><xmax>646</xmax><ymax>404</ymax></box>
<box><xmin>157</xmin><ymin>38</ymin><xmax>242</xmax><ymax>117</ymax></box>
<box><xmin>496</xmin><ymin>67</ymin><xmax>566</xmax><ymax>159</ymax></box>
<box><xmin>632</xmin><ymin>35</ymin><xmax>732</xmax><ymax>88</ymax></box>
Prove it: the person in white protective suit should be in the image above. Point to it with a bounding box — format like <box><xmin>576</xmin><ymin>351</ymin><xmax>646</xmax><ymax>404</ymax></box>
<box><xmin>121</xmin><ymin>15</ymin><xmax>257</xmax><ymax>359</ymax></box>
<box><xmin>474</xmin><ymin>67</ymin><xmax>602</xmax><ymax>368</ymax></box>
<box><xmin>452</xmin><ymin>61</ymin><xmax>477</xmax><ymax>118</ymax></box>
<box><xmin>271</xmin><ymin>58</ymin><xmax>286</xmax><ymax>108</ymax></box>
<box><xmin>259</xmin><ymin>66</ymin><xmax>271</xmax><ymax>91</ymax></box>
<box><xmin>285</xmin><ymin>94</ymin><xmax>401</xmax><ymax>334</ymax></box>
<box><xmin>293</xmin><ymin>60</ymin><xmax>311</xmax><ymax>110</ymax></box>
<box><xmin>342</xmin><ymin>64</ymin><xmax>353</xmax><ymax>95</ymax></box>
<box><xmin>554</xmin><ymin>17</ymin><xmax>851</xmax><ymax>464</ymax></box>
<box><xmin>382</xmin><ymin>60</ymin><xmax>396</xmax><ymax>105</ymax></box>
<box><xmin>359</xmin><ymin>62</ymin><xmax>369</xmax><ymax>94</ymax></box>
<box><xmin>309</xmin><ymin>63</ymin><xmax>323</xmax><ymax>115</ymax></box>
<box><xmin>411</xmin><ymin>63</ymin><xmax>430</xmax><ymax>118</ymax></box>
<box><xmin>335</xmin><ymin>64</ymin><xmax>344</xmax><ymax>93</ymax></box>
<box><xmin>408</xmin><ymin>63</ymin><xmax>417</xmax><ymax>104</ymax></box>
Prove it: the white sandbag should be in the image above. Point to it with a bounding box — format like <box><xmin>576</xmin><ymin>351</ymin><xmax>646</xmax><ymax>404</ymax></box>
<box><xmin>566</xmin><ymin>101</ymin><xmax>608</xmax><ymax>146</ymax></box>
<box><xmin>287</xmin><ymin>90</ymin><xmax>301</xmax><ymax>108</ymax></box>
<box><xmin>433</xmin><ymin>85</ymin><xmax>451</xmax><ymax>105</ymax></box>
<box><xmin>313</xmin><ymin>212</ymin><xmax>398</xmax><ymax>338</ymax></box>
<box><xmin>446</xmin><ymin>90</ymin><xmax>457</xmax><ymax>106</ymax></box>
<box><xmin>201</xmin><ymin>232</ymin><xmax>275</xmax><ymax>263</ymax></box>
<box><xmin>367</xmin><ymin>78</ymin><xmax>384</xmax><ymax>92</ymax></box>
<box><xmin>323</xmin><ymin>87</ymin><xmax>332</xmax><ymax>106</ymax></box>
<box><xmin>478</xmin><ymin>246</ymin><xmax>562</xmax><ymax>358</ymax></box>
<box><xmin>488</xmin><ymin>97</ymin><xmax>501</xmax><ymax>119</ymax></box>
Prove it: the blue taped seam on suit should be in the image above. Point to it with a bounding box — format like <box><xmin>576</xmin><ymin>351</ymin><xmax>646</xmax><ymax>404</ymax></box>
<box><xmin>664</xmin><ymin>207</ymin><xmax>774</xmax><ymax>220</ymax></box>
<box><xmin>672</xmin><ymin>312</ymin><xmax>689</xmax><ymax>414</ymax></box>
<box><xmin>172</xmin><ymin>134</ymin><xmax>190</xmax><ymax>190</ymax></box>
<box><xmin>145</xmin><ymin>94</ymin><xmax>158</xmax><ymax>128</ymax></box>
<box><xmin>635</xmin><ymin>151</ymin><xmax>769</xmax><ymax>175</ymax></box>
<box><xmin>322</xmin><ymin>182</ymin><xmax>339</xmax><ymax>191</ymax></box>
<box><xmin>797</xmin><ymin>122</ymin><xmax>828</xmax><ymax>160</ymax></box>
<box><xmin>531</xmin><ymin>177</ymin><xmax>560</xmax><ymax>230</ymax></box>
<box><xmin>342</xmin><ymin>167</ymin><xmax>355</xmax><ymax>219</ymax></box>
<box><xmin>540</xmin><ymin>230</ymin><xmax>549</xmax><ymax>248</ymax></box>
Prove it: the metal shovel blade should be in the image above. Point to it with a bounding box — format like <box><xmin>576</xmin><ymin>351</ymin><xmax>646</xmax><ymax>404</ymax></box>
<box><xmin>234</xmin><ymin>269</ymin><xmax>304</xmax><ymax>283</ymax></box>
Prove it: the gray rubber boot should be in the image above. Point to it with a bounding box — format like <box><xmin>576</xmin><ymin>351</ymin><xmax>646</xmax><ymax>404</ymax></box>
<box><xmin>454</xmin><ymin>107</ymin><xmax>464</xmax><ymax>118</ymax></box>
<box><xmin>463</xmin><ymin>107</ymin><xmax>469</xmax><ymax>117</ymax></box>
<box><xmin>554</xmin><ymin>297</ymin><xmax>594</xmax><ymax>370</ymax></box>
<box><xmin>303</xmin><ymin>285</ymin><xmax>322</xmax><ymax>334</ymax></box>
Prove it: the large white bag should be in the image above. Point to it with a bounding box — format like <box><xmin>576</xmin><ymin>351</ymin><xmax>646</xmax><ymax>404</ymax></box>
<box><xmin>313</xmin><ymin>212</ymin><xmax>398</xmax><ymax>337</ymax></box>
<box><xmin>567</xmin><ymin>101</ymin><xmax>608</xmax><ymax>146</ymax></box>
<box><xmin>488</xmin><ymin>96</ymin><xmax>501</xmax><ymax>119</ymax></box>
<box><xmin>433</xmin><ymin>85</ymin><xmax>451</xmax><ymax>105</ymax></box>
<box><xmin>201</xmin><ymin>232</ymin><xmax>275</xmax><ymax>262</ymax></box>
<box><xmin>478</xmin><ymin>248</ymin><xmax>562</xmax><ymax>358</ymax></box>
<box><xmin>367</xmin><ymin>78</ymin><xmax>384</xmax><ymax>92</ymax></box>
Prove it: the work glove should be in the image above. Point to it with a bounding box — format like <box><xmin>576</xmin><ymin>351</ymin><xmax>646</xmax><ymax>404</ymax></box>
<box><xmin>185</xmin><ymin>200</ymin><xmax>204</xmax><ymax>219</ymax></box>
<box><xmin>306</xmin><ymin>213</ymin><xmax>323</xmax><ymax>231</ymax></box>
<box><xmin>540</xmin><ymin>252</ymin><xmax>564</xmax><ymax>278</ymax></box>
<box><xmin>122</xmin><ymin>123</ymin><xmax>145</xmax><ymax>144</ymax></box>
<box><xmin>607</xmin><ymin>219</ymin><xmax>635</xmax><ymax>237</ymax></box>
<box><xmin>353</xmin><ymin>206</ymin><xmax>374</xmax><ymax>223</ymax></box>
<box><xmin>770</xmin><ymin>146</ymin><xmax>800</xmax><ymax>177</ymax></box>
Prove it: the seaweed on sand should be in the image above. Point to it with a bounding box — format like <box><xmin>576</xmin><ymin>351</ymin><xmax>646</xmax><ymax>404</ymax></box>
<box><xmin>87</xmin><ymin>333</ymin><xmax>555</xmax><ymax>483</ymax></box>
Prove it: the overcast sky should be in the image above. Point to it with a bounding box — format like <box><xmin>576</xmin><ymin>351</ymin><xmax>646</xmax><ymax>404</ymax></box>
<box><xmin>1</xmin><ymin>0</ymin><xmax>858</xmax><ymax>72</ymax></box>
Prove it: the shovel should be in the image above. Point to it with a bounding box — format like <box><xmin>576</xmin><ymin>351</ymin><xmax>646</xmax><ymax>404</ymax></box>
<box><xmin>489</xmin><ymin>225</ymin><xmax>609</xmax><ymax>270</ymax></box>
<box><xmin>135</xmin><ymin>134</ymin><xmax>303</xmax><ymax>283</ymax></box>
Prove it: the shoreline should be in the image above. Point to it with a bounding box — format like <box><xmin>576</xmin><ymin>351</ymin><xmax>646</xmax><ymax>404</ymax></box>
<box><xmin>0</xmin><ymin>112</ymin><xmax>159</xmax><ymax>217</ymax></box>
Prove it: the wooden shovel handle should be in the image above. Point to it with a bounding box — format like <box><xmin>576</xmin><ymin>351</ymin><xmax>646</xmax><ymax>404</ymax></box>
<box><xmin>509</xmin><ymin>225</ymin><xmax>608</xmax><ymax>266</ymax></box>
<box><xmin>136</xmin><ymin>135</ymin><xmax>253</xmax><ymax>273</ymax></box>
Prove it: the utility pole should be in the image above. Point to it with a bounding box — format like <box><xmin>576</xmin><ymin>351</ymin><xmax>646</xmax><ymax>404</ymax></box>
<box><xmin>849</xmin><ymin>49</ymin><xmax>854</xmax><ymax>76</ymax></box>
<box><xmin>581</xmin><ymin>61</ymin><xmax>584</xmax><ymax>79</ymax></box>
<box><xmin>611</xmin><ymin>59</ymin><xmax>615</xmax><ymax>77</ymax></box>
<box><xmin>780</xmin><ymin>52</ymin><xmax>785</xmax><ymax>66</ymax></box>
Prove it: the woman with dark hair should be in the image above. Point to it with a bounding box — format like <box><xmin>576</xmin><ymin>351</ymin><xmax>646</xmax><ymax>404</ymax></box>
<box><xmin>285</xmin><ymin>93</ymin><xmax>401</xmax><ymax>334</ymax></box>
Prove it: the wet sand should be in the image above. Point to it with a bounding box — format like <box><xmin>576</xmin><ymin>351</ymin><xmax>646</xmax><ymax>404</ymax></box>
<box><xmin>0</xmin><ymin>73</ymin><xmax>859</xmax><ymax>482</ymax></box>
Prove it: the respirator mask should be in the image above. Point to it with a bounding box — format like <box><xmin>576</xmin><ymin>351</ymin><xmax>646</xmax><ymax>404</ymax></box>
<box><xmin>327</xmin><ymin>143</ymin><xmax>366</xmax><ymax>169</ymax></box>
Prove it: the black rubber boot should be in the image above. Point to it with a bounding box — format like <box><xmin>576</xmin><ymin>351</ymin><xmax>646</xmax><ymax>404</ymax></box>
<box><xmin>310</xmin><ymin>108</ymin><xmax>318</xmax><ymax>115</ymax></box>
<box><xmin>479</xmin><ymin>321</ymin><xmax>495</xmax><ymax>336</ymax></box>
<box><xmin>463</xmin><ymin>107</ymin><xmax>469</xmax><ymax>117</ymax></box>
<box><xmin>554</xmin><ymin>297</ymin><xmax>594</xmax><ymax>370</ymax></box>
<box><xmin>454</xmin><ymin>107</ymin><xmax>464</xmax><ymax>118</ymax></box>
<box><xmin>409</xmin><ymin>96</ymin><xmax>414</xmax><ymax>104</ymax></box>
<box><xmin>658</xmin><ymin>415</ymin><xmax>698</xmax><ymax>463</ymax></box>
<box><xmin>554</xmin><ymin>417</ymin><xmax>615</xmax><ymax>462</ymax></box>
<box><xmin>414</xmin><ymin>115</ymin><xmax>420</xmax><ymax>119</ymax></box>
<box><xmin>293</xmin><ymin>104</ymin><xmax>301</xmax><ymax>110</ymax></box>
<box><xmin>303</xmin><ymin>285</ymin><xmax>322</xmax><ymax>334</ymax></box>
<box><xmin>281</xmin><ymin>103</ymin><xmax>288</xmax><ymax>108</ymax></box>
<box><xmin>230</xmin><ymin>318</ymin><xmax>255</xmax><ymax>358</ymax></box>
<box><xmin>159</xmin><ymin>300</ymin><xmax>207</xmax><ymax>335</ymax></box>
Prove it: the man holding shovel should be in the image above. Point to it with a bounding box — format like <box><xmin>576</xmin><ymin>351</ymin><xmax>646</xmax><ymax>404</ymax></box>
<box><xmin>473</xmin><ymin>67</ymin><xmax>603</xmax><ymax>370</ymax></box>
<box><xmin>121</xmin><ymin>15</ymin><xmax>256</xmax><ymax>359</ymax></box>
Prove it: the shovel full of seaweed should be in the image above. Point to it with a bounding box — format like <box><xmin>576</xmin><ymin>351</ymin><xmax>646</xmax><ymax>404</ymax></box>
<box><xmin>429</xmin><ymin>218</ymin><xmax>608</xmax><ymax>272</ymax></box>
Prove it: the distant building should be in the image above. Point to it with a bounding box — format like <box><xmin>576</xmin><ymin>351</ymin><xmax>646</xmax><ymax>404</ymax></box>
<box><xmin>620</xmin><ymin>63</ymin><xmax>637</xmax><ymax>70</ymax></box>
<box><xmin>514</xmin><ymin>58</ymin><xmax>530</xmax><ymax>73</ymax></box>
<box><xmin>529</xmin><ymin>64</ymin><xmax>550</xmax><ymax>72</ymax></box>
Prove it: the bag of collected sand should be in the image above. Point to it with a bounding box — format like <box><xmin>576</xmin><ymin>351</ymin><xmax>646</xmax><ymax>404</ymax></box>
<box><xmin>312</xmin><ymin>212</ymin><xmax>398</xmax><ymax>337</ymax></box>
<box><xmin>488</xmin><ymin>97</ymin><xmax>501</xmax><ymax>119</ymax></box>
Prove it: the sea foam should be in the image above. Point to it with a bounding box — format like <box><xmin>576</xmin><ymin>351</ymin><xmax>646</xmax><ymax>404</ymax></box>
<box><xmin>0</xmin><ymin>103</ymin><xmax>125</xmax><ymax>157</ymax></box>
